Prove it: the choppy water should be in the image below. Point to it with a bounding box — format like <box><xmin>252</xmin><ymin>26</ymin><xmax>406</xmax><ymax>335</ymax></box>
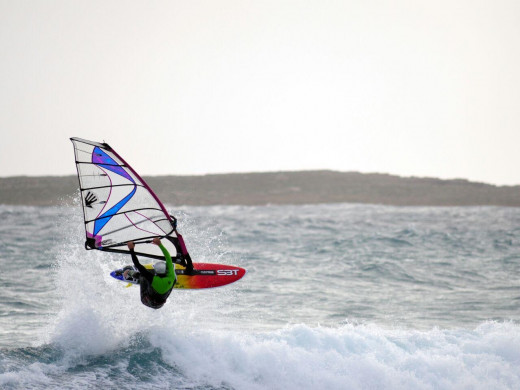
<box><xmin>0</xmin><ymin>203</ymin><xmax>519</xmax><ymax>389</ymax></box>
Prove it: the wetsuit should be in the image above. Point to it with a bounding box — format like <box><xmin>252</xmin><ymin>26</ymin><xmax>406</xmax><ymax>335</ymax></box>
<box><xmin>129</xmin><ymin>243</ymin><xmax>176</xmax><ymax>309</ymax></box>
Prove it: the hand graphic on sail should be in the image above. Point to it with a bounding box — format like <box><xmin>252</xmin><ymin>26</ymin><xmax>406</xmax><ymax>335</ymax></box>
<box><xmin>85</xmin><ymin>191</ymin><xmax>98</xmax><ymax>208</ymax></box>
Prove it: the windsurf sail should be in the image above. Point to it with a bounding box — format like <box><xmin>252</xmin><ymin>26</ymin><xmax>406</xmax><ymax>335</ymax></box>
<box><xmin>70</xmin><ymin>137</ymin><xmax>192</xmax><ymax>264</ymax></box>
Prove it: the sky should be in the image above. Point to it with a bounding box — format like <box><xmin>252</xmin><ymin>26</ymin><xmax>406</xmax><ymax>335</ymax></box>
<box><xmin>1</xmin><ymin>0</ymin><xmax>520</xmax><ymax>185</ymax></box>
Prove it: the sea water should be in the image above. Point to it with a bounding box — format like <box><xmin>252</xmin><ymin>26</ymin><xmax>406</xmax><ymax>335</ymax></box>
<box><xmin>0</xmin><ymin>202</ymin><xmax>519</xmax><ymax>389</ymax></box>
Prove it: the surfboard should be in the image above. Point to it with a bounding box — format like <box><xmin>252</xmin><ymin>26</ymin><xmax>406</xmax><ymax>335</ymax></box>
<box><xmin>110</xmin><ymin>263</ymin><xmax>246</xmax><ymax>289</ymax></box>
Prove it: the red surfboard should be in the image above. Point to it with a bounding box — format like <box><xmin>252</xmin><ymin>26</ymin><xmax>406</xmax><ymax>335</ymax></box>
<box><xmin>110</xmin><ymin>263</ymin><xmax>246</xmax><ymax>289</ymax></box>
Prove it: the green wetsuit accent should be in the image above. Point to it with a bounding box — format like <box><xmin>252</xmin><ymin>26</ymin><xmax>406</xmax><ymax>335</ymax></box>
<box><xmin>151</xmin><ymin>243</ymin><xmax>177</xmax><ymax>294</ymax></box>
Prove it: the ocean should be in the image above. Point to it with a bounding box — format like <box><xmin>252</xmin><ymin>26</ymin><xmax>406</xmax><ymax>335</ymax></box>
<box><xmin>0</xmin><ymin>202</ymin><xmax>519</xmax><ymax>389</ymax></box>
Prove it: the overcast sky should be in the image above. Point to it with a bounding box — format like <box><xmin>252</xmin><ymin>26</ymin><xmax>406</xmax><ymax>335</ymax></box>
<box><xmin>1</xmin><ymin>0</ymin><xmax>519</xmax><ymax>185</ymax></box>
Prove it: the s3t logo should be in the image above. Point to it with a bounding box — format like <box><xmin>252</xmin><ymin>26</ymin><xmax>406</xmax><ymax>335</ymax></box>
<box><xmin>217</xmin><ymin>269</ymin><xmax>240</xmax><ymax>276</ymax></box>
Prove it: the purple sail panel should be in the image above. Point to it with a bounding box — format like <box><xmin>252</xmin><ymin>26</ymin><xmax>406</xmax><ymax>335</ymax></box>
<box><xmin>92</xmin><ymin>147</ymin><xmax>135</xmax><ymax>183</ymax></box>
<box><xmin>86</xmin><ymin>231</ymin><xmax>103</xmax><ymax>248</ymax></box>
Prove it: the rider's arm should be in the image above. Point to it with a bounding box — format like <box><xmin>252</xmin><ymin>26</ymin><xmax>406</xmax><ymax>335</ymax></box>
<box><xmin>130</xmin><ymin>249</ymin><xmax>147</xmax><ymax>274</ymax></box>
<box><xmin>158</xmin><ymin>243</ymin><xmax>175</xmax><ymax>278</ymax></box>
<box><xmin>128</xmin><ymin>242</ymin><xmax>154</xmax><ymax>283</ymax></box>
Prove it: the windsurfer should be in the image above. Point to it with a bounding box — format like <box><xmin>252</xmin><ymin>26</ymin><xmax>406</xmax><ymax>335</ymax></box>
<box><xmin>124</xmin><ymin>238</ymin><xmax>176</xmax><ymax>309</ymax></box>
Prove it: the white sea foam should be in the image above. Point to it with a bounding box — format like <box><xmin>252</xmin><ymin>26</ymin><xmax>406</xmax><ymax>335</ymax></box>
<box><xmin>6</xmin><ymin>314</ymin><xmax>520</xmax><ymax>390</ymax></box>
<box><xmin>144</xmin><ymin>321</ymin><xmax>520</xmax><ymax>390</ymax></box>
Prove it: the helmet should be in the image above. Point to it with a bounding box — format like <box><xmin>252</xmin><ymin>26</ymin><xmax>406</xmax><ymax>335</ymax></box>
<box><xmin>153</xmin><ymin>262</ymin><xmax>167</xmax><ymax>275</ymax></box>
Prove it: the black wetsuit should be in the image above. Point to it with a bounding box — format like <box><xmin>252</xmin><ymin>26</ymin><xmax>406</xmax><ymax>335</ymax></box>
<box><xmin>129</xmin><ymin>248</ymin><xmax>175</xmax><ymax>309</ymax></box>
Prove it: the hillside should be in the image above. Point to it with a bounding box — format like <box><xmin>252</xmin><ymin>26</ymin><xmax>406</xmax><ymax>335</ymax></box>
<box><xmin>1</xmin><ymin>171</ymin><xmax>519</xmax><ymax>207</ymax></box>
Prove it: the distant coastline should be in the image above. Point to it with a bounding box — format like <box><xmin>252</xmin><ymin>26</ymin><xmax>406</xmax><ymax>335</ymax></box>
<box><xmin>1</xmin><ymin>170</ymin><xmax>519</xmax><ymax>207</ymax></box>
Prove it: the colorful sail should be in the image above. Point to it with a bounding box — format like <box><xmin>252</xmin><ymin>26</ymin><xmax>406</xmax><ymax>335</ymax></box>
<box><xmin>70</xmin><ymin>137</ymin><xmax>188</xmax><ymax>261</ymax></box>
